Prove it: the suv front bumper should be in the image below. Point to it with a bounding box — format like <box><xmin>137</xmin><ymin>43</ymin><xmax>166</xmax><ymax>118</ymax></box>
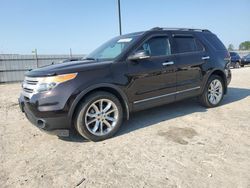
<box><xmin>18</xmin><ymin>94</ymin><xmax>70</xmax><ymax>137</ymax></box>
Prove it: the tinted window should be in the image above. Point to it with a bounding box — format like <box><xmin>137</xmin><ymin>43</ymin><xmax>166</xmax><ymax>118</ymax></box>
<box><xmin>173</xmin><ymin>36</ymin><xmax>203</xmax><ymax>53</ymax></box>
<box><xmin>204</xmin><ymin>34</ymin><xmax>226</xmax><ymax>50</ymax></box>
<box><xmin>137</xmin><ymin>36</ymin><xmax>171</xmax><ymax>56</ymax></box>
<box><xmin>195</xmin><ymin>39</ymin><xmax>205</xmax><ymax>51</ymax></box>
<box><xmin>230</xmin><ymin>52</ymin><xmax>236</xmax><ymax>56</ymax></box>
<box><xmin>230</xmin><ymin>52</ymin><xmax>240</xmax><ymax>58</ymax></box>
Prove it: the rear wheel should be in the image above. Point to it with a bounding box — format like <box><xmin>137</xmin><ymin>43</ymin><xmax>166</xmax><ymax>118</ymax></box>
<box><xmin>199</xmin><ymin>75</ymin><xmax>224</xmax><ymax>107</ymax></box>
<box><xmin>241</xmin><ymin>64</ymin><xmax>245</xmax><ymax>67</ymax></box>
<box><xmin>75</xmin><ymin>91</ymin><xmax>123</xmax><ymax>141</ymax></box>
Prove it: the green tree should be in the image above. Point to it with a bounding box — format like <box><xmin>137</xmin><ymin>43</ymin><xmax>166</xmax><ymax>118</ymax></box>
<box><xmin>228</xmin><ymin>44</ymin><xmax>234</xmax><ymax>51</ymax></box>
<box><xmin>239</xmin><ymin>41</ymin><xmax>250</xmax><ymax>50</ymax></box>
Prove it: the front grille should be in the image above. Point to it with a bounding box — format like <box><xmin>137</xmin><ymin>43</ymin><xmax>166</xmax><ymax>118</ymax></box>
<box><xmin>26</xmin><ymin>80</ymin><xmax>38</xmax><ymax>85</ymax></box>
<box><xmin>23</xmin><ymin>88</ymin><xmax>33</xmax><ymax>93</ymax></box>
<box><xmin>22</xmin><ymin>77</ymin><xmax>40</xmax><ymax>99</ymax></box>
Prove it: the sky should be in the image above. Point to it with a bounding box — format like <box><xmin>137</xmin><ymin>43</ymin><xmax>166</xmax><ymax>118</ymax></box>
<box><xmin>0</xmin><ymin>0</ymin><xmax>249</xmax><ymax>55</ymax></box>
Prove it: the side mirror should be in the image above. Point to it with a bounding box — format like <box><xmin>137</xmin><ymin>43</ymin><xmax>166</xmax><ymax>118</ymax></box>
<box><xmin>128</xmin><ymin>50</ymin><xmax>150</xmax><ymax>61</ymax></box>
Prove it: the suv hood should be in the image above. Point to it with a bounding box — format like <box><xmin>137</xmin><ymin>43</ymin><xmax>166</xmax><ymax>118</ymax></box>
<box><xmin>25</xmin><ymin>60</ymin><xmax>113</xmax><ymax>77</ymax></box>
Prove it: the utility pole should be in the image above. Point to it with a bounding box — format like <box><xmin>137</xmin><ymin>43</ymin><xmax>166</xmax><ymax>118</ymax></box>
<box><xmin>32</xmin><ymin>49</ymin><xmax>39</xmax><ymax>68</ymax></box>
<box><xmin>117</xmin><ymin>0</ymin><xmax>122</xmax><ymax>35</ymax></box>
<box><xmin>70</xmin><ymin>48</ymin><xmax>72</xmax><ymax>58</ymax></box>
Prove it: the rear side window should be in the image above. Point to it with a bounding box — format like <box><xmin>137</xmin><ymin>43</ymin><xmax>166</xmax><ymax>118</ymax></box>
<box><xmin>204</xmin><ymin>34</ymin><xmax>226</xmax><ymax>50</ymax></box>
<box><xmin>173</xmin><ymin>36</ymin><xmax>204</xmax><ymax>53</ymax></box>
<box><xmin>196</xmin><ymin>39</ymin><xmax>205</xmax><ymax>51</ymax></box>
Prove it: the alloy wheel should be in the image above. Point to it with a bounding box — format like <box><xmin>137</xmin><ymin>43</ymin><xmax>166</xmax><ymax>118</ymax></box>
<box><xmin>207</xmin><ymin>79</ymin><xmax>223</xmax><ymax>105</ymax></box>
<box><xmin>84</xmin><ymin>99</ymin><xmax>119</xmax><ymax>136</ymax></box>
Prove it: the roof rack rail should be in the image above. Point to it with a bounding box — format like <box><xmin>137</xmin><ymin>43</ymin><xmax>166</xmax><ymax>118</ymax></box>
<box><xmin>150</xmin><ymin>27</ymin><xmax>163</xmax><ymax>31</ymax></box>
<box><xmin>150</xmin><ymin>27</ymin><xmax>211</xmax><ymax>33</ymax></box>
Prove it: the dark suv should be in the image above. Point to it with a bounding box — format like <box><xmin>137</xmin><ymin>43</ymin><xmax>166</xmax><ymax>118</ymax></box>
<box><xmin>19</xmin><ymin>27</ymin><xmax>231</xmax><ymax>141</ymax></box>
<box><xmin>229</xmin><ymin>52</ymin><xmax>241</xmax><ymax>68</ymax></box>
<box><xmin>241</xmin><ymin>54</ymin><xmax>250</xmax><ymax>66</ymax></box>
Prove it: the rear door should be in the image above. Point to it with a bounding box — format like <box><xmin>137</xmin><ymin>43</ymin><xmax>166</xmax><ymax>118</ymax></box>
<box><xmin>172</xmin><ymin>33</ymin><xmax>207</xmax><ymax>100</ymax></box>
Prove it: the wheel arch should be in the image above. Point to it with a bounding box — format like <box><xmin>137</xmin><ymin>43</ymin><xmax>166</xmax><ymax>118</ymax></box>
<box><xmin>68</xmin><ymin>83</ymin><xmax>130</xmax><ymax>127</ymax></box>
<box><xmin>202</xmin><ymin>69</ymin><xmax>228</xmax><ymax>94</ymax></box>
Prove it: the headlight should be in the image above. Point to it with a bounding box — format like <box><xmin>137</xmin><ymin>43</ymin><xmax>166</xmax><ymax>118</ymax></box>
<box><xmin>36</xmin><ymin>82</ymin><xmax>57</xmax><ymax>93</ymax></box>
<box><xmin>35</xmin><ymin>73</ymin><xmax>77</xmax><ymax>93</ymax></box>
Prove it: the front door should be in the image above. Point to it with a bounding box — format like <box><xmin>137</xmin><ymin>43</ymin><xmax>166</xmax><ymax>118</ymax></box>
<box><xmin>126</xmin><ymin>35</ymin><xmax>176</xmax><ymax>110</ymax></box>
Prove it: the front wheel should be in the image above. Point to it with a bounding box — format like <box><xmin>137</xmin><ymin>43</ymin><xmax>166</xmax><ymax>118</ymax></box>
<box><xmin>74</xmin><ymin>91</ymin><xmax>123</xmax><ymax>141</ymax></box>
<box><xmin>234</xmin><ymin>62</ymin><xmax>240</xmax><ymax>68</ymax></box>
<box><xmin>199</xmin><ymin>75</ymin><xmax>224</xmax><ymax>108</ymax></box>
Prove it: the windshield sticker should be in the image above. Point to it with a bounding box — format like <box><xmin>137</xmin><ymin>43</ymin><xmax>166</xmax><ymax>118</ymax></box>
<box><xmin>117</xmin><ymin>38</ymin><xmax>133</xmax><ymax>43</ymax></box>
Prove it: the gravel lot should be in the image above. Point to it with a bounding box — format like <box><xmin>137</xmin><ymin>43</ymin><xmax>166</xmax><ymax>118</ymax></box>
<box><xmin>0</xmin><ymin>67</ymin><xmax>250</xmax><ymax>188</ymax></box>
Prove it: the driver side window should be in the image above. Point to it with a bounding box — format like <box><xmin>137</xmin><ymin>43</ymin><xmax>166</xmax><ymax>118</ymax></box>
<box><xmin>136</xmin><ymin>36</ymin><xmax>171</xmax><ymax>57</ymax></box>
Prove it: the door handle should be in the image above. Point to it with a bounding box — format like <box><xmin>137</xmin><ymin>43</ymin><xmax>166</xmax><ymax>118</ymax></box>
<box><xmin>162</xmin><ymin>61</ymin><xmax>174</xmax><ymax>66</ymax></box>
<box><xmin>202</xmin><ymin>56</ymin><xmax>210</xmax><ymax>60</ymax></box>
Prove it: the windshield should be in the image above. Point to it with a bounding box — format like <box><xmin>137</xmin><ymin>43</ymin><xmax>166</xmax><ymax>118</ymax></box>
<box><xmin>86</xmin><ymin>35</ymin><xmax>140</xmax><ymax>61</ymax></box>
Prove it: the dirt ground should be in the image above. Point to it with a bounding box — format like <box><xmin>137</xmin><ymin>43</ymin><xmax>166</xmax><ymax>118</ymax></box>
<box><xmin>0</xmin><ymin>67</ymin><xmax>250</xmax><ymax>188</ymax></box>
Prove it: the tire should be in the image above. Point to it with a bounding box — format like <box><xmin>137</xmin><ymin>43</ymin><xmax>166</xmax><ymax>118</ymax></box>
<box><xmin>234</xmin><ymin>62</ymin><xmax>240</xmax><ymax>68</ymax></box>
<box><xmin>74</xmin><ymin>91</ymin><xmax>123</xmax><ymax>141</ymax></box>
<box><xmin>199</xmin><ymin>75</ymin><xmax>225</xmax><ymax>108</ymax></box>
<box><xmin>241</xmin><ymin>64</ymin><xmax>244</xmax><ymax>67</ymax></box>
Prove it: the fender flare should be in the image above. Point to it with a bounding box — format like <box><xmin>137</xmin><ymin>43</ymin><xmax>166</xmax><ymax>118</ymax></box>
<box><xmin>201</xmin><ymin>68</ymin><xmax>228</xmax><ymax>94</ymax></box>
<box><xmin>68</xmin><ymin>83</ymin><xmax>130</xmax><ymax>125</ymax></box>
